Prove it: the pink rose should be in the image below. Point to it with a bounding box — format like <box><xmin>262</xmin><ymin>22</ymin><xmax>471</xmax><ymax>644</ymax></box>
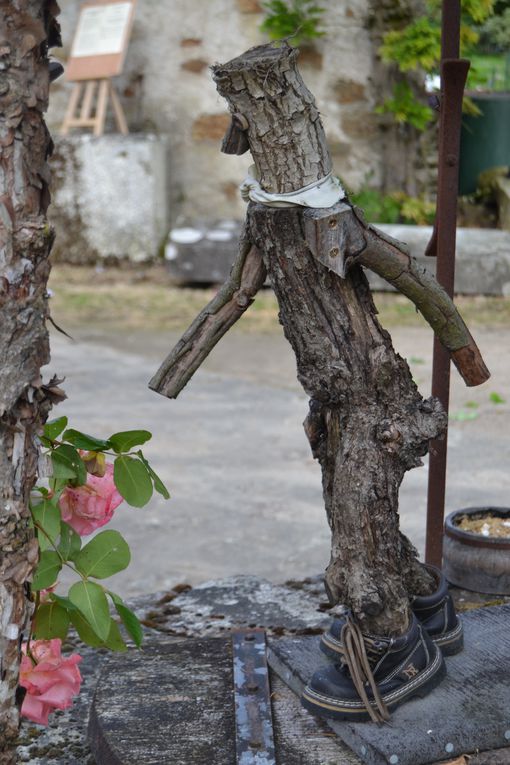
<box><xmin>58</xmin><ymin>462</ymin><xmax>123</xmax><ymax>536</ymax></box>
<box><xmin>20</xmin><ymin>639</ymin><xmax>82</xmax><ymax>726</ymax></box>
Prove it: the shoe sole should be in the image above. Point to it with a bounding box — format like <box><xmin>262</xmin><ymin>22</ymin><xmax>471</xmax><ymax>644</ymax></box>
<box><xmin>320</xmin><ymin>616</ymin><xmax>464</xmax><ymax>661</ymax></box>
<box><xmin>301</xmin><ymin>643</ymin><xmax>446</xmax><ymax>722</ymax></box>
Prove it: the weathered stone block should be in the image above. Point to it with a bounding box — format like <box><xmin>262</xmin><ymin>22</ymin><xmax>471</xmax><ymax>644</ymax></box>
<box><xmin>181</xmin><ymin>58</ymin><xmax>209</xmax><ymax>74</ymax></box>
<box><xmin>51</xmin><ymin>134</ymin><xmax>169</xmax><ymax>263</ymax></box>
<box><xmin>334</xmin><ymin>77</ymin><xmax>366</xmax><ymax>103</ymax></box>
<box><xmin>297</xmin><ymin>46</ymin><xmax>323</xmax><ymax>70</ymax></box>
<box><xmin>236</xmin><ymin>0</ymin><xmax>263</xmax><ymax>12</ymax></box>
<box><xmin>342</xmin><ymin>109</ymin><xmax>378</xmax><ymax>138</ymax></box>
<box><xmin>163</xmin><ymin>218</ymin><xmax>510</xmax><ymax>295</ymax></box>
<box><xmin>192</xmin><ymin>113</ymin><xmax>231</xmax><ymax>141</ymax></box>
<box><xmin>180</xmin><ymin>37</ymin><xmax>202</xmax><ymax>47</ymax></box>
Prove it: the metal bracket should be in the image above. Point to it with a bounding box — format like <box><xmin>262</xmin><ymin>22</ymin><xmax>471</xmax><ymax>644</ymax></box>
<box><xmin>232</xmin><ymin>629</ymin><xmax>276</xmax><ymax>765</ymax></box>
<box><xmin>303</xmin><ymin>203</ymin><xmax>366</xmax><ymax>279</ymax></box>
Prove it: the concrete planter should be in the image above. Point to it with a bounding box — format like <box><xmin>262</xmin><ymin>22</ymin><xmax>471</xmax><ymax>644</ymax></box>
<box><xmin>443</xmin><ymin>507</ymin><xmax>510</xmax><ymax>595</ymax></box>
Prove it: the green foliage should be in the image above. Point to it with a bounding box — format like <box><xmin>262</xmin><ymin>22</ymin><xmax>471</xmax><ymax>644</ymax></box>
<box><xmin>33</xmin><ymin>602</ymin><xmax>70</xmax><ymax>641</ymax></box>
<box><xmin>380</xmin><ymin>17</ymin><xmax>441</xmax><ymax>73</ymax></box>
<box><xmin>489</xmin><ymin>391</ymin><xmax>506</xmax><ymax>403</ymax></box>
<box><xmin>63</xmin><ymin>429</ymin><xmax>111</xmax><ymax>451</ymax></box>
<box><xmin>28</xmin><ymin>421</ymin><xmax>171</xmax><ymax>657</ymax></box>
<box><xmin>478</xmin><ymin>8</ymin><xmax>510</xmax><ymax>50</ymax></box>
<box><xmin>114</xmin><ymin>455</ymin><xmax>154</xmax><ymax>507</ymax></box>
<box><xmin>350</xmin><ymin>187</ymin><xmax>401</xmax><ymax>224</ymax></box>
<box><xmin>399</xmin><ymin>194</ymin><xmax>436</xmax><ymax>225</ymax></box>
<box><xmin>52</xmin><ymin>444</ymin><xmax>87</xmax><ymax>485</ymax></box>
<box><xmin>43</xmin><ymin>416</ymin><xmax>68</xmax><ymax>442</ymax></box>
<box><xmin>32</xmin><ymin>551</ymin><xmax>62</xmax><ymax>591</ymax></box>
<box><xmin>109</xmin><ymin>429</ymin><xmax>152</xmax><ymax>453</ymax></box>
<box><xmin>350</xmin><ymin>185</ymin><xmax>436</xmax><ymax>225</ymax></box>
<box><xmin>379</xmin><ymin>0</ymin><xmax>496</xmax><ymax>129</ymax></box>
<box><xmin>69</xmin><ymin>581</ymin><xmax>111</xmax><ymax>641</ymax></box>
<box><xmin>74</xmin><ymin>530</ymin><xmax>131</xmax><ymax>579</ymax></box>
<box><xmin>32</xmin><ymin>500</ymin><xmax>61</xmax><ymax>551</ymax></box>
<box><xmin>260</xmin><ymin>0</ymin><xmax>325</xmax><ymax>46</ymax></box>
<box><xmin>376</xmin><ymin>82</ymin><xmax>432</xmax><ymax>131</ymax></box>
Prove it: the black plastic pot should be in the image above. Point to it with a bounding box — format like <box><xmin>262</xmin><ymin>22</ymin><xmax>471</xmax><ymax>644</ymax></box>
<box><xmin>443</xmin><ymin>506</ymin><xmax>510</xmax><ymax>594</ymax></box>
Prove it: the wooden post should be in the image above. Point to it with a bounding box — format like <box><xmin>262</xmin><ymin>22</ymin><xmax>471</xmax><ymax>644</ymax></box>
<box><xmin>151</xmin><ymin>44</ymin><xmax>489</xmax><ymax>637</ymax></box>
<box><xmin>0</xmin><ymin>1</ymin><xmax>61</xmax><ymax>761</ymax></box>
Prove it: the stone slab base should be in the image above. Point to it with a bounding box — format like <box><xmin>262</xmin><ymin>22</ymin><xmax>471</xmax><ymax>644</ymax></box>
<box><xmin>267</xmin><ymin>604</ymin><xmax>510</xmax><ymax>765</ymax></box>
<box><xmin>164</xmin><ymin>220</ymin><xmax>510</xmax><ymax>295</ymax></box>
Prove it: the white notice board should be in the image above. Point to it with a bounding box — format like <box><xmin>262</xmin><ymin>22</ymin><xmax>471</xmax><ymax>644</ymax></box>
<box><xmin>66</xmin><ymin>0</ymin><xmax>136</xmax><ymax>81</ymax></box>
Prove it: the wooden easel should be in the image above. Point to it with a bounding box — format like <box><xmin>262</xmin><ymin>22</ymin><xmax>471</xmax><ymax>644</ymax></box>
<box><xmin>61</xmin><ymin>78</ymin><xmax>128</xmax><ymax>136</ymax></box>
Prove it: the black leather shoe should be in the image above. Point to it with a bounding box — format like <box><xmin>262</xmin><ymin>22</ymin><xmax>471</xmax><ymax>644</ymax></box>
<box><xmin>321</xmin><ymin>566</ymin><xmax>463</xmax><ymax>662</ymax></box>
<box><xmin>302</xmin><ymin>614</ymin><xmax>446</xmax><ymax>723</ymax></box>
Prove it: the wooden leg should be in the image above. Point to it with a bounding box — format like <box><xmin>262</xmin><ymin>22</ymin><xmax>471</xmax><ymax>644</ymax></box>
<box><xmin>60</xmin><ymin>83</ymin><xmax>82</xmax><ymax>134</ymax></box>
<box><xmin>109</xmin><ymin>82</ymin><xmax>129</xmax><ymax>135</ymax></box>
<box><xmin>93</xmin><ymin>79</ymin><xmax>109</xmax><ymax>137</ymax></box>
<box><xmin>81</xmin><ymin>80</ymin><xmax>97</xmax><ymax>120</ymax></box>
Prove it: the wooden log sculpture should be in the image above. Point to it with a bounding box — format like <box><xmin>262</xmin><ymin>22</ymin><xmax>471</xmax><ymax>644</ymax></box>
<box><xmin>150</xmin><ymin>43</ymin><xmax>489</xmax><ymax>636</ymax></box>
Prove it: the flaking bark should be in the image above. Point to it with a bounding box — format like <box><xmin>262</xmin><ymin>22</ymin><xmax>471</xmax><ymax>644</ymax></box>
<box><xmin>152</xmin><ymin>44</ymin><xmax>489</xmax><ymax>635</ymax></box>
<box><xmin>0</xmin><ymin>2</ymin><xmax>60</xmax><ymax>760</ymax></box>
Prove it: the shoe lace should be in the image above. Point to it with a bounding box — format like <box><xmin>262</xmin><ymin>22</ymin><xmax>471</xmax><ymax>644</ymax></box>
<box><xmin>340</xmin><ymin>617</ymin><xmax>390</xmax><ymax>724</ymax></box>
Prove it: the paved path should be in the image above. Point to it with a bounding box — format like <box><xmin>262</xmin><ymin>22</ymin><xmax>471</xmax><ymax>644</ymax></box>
<box><xmin>49</xmin><ymin>324</ymin><xmax>510</xmax><ymax>598</ymax></box>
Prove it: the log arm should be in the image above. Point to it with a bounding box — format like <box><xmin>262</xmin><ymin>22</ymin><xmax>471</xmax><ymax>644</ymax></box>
<box><xmin>149</xmin><ymin>232</ymin><xmax>266</xmax><ymax>398</ymax></box>
<box><xmin>304</xmin><ymin>204</ymin><xmax>490</xmax><ymax>388</ymax></box>
<box><xmin>358</xmin><ymin>221</ymin><xmax>490</xmax><ymax>387</ymax></box>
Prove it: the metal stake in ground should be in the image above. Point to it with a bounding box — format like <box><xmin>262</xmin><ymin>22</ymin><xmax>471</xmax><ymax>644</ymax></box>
<box><xmin>425</xmin><ymin>0</ymin><xmax>470</xmax><ymax>567</ymax></box>
<box><xmin>150</xmin><ymin>43</ymin><xmax>488</xmax><ymax>638</ymax></box>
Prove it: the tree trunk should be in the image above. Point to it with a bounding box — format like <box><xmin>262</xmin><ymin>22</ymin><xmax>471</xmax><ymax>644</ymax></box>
<box><xmin>0</xmin><ymin>2</ymin><xmax>60</xmax><ymax>760</ymax></box>
<box><xmin>212</xmin><ymin>44</ymin><xmax>444</xmax><ymax>636</ymax></box>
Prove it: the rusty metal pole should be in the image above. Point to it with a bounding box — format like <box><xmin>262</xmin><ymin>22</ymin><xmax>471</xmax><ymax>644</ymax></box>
<box><xmin>425</xmin><ymin>1</ymin><xmax>470</xmax><ymax>566</ymax></box>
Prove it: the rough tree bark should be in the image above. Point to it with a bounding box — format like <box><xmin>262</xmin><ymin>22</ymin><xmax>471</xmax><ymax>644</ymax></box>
<box><xmin>151</xmin><ymin>44</ymin><xmax>489</xmax><ymax>637</ymax></box>
<box><xmin>0</xmin><ymin>3</ymin><xmax>60</xmax><ymax>761</ymax></box>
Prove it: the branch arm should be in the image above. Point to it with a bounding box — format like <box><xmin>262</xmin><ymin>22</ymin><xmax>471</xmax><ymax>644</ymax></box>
<box><xmin>149</xmin><ymin>233</ymin><xmax>267</xmax><ymax>398</ymax></box>
<box><xmin>356</xmin><ymin>222</ymin><xmax>490</xmax><ymax>387</ymax></box>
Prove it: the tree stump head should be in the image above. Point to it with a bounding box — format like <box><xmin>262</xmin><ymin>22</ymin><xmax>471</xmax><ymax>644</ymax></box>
<box><xmin>212</xmin><ymin>43</ymin><xmax>332</xmax><ymax>194</ymax></box>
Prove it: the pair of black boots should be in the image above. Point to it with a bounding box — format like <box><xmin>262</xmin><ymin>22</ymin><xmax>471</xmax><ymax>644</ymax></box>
<box><xmin>302</xmin><ymin>566</ymin><xmax>462</xmax><ymax>723</ymax></box>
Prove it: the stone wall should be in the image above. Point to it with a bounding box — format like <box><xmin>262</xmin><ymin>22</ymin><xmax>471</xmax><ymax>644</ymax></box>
<box><xmin>48</xmin><ymin>0</ymin><xmax>384</xmax><ymax>227</ymax></box>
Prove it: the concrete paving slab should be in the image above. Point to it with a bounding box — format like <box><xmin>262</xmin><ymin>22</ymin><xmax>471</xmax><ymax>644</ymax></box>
<box><xmin>46</xmin><ymin>323</ymin><xmax>510</xmax><ymax>597</ymax></box>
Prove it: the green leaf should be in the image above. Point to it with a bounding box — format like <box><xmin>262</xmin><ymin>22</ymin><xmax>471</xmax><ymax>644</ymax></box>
<box><xmin>489</xmin><ymin>392</ymin><xmax>506</xmax><ymax>404</ymax></box>
<box><xmin>51</xmin><ymin>594</ymin><xmax>76</xmax><ymax>612</ymax></box>
<box><xmin>33</xmin><ymin>602</ymin><xmax>70</xmax><ymax>640</ymax></box>
<box><xmin>109</xmin><ymin>430</ymin><xmax>152</xmax><ymax>453</ymax></box>
<box><xmin>63</xmin><ymin>429</ymin><xmax>111</xmax><ymax>451</ymax></box>
<box><xmin>69</xmin><ymin>609</ymin><xmax>104</xmax><ymax>647</ymax></box>
<box><xmin>103</xmin><ymin>619</ymin><xmax>127</xmax><ymax>652</ymax></box>
<box><xmin>32</xmin><ymin>551</ymin><xmax>62</xmax><ymax>591</ymax></box>
<box><xmin>69</xmin><ymin>581</ymin><xmax>111</xmax><ymax>641</ymax></box>
<box><xmin>449</xmin><ymin>409</ymin><xmax>478</xmax><ymax>422</ymax></box>
<box><xmin>57</xmin><ymin>521</ymin><xmax>82</xmax><ymax>561</ymax></box>
<box><xmin>109</xmin><ymin>592</ymin><xmax>144</xmax><ymax>647</ymax></box>
<box><xmin>75</xmin><ymin>530</ymin><xmax>130</xmax><ymax>579</ymax></box>
<box><xmin>137</xmin><ymin>452</ymin><xmax>170</xmax><ymax>500</ymax></box>
<box><xmin>52</xmin><ymin>444</ymin><xmax>87</xmax><ymax>485</ymax></box>
<box><xmin>114</xmin><ymin>455</ymin><xmax>153</xmax><ymax>507</ymax></box>
<box><xmin>43</xmin><ymin>416</ymin><xmax>68</xmax><ymax>442</ymax></box>
<box><xmin>32</xmin><ymin>500</ymin><xmax>61</xmax><ymax>547</ymax></box>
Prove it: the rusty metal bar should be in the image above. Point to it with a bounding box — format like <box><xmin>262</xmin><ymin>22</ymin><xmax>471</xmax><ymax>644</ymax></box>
<box><xmin>232</xmin><ymin>628</ymin><xmax>276</xmax><ymax>765</ymax></box>
<box><xmin>425</xmin><ymin>0</ymin><xmax>469</xmax><ymax>567</ymax></box>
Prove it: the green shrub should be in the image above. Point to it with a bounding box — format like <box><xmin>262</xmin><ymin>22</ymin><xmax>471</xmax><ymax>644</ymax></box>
<box><xmin>260</xmin><ymin>0</ymin><xmax>325</xmax><ymax>46</ymax></box>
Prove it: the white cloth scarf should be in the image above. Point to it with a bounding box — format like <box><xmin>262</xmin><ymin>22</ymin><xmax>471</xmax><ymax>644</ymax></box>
<box><xmin>240</xmin><ymin>164</ymin><xmax>345</xmax><ymax>209</ymax></box>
